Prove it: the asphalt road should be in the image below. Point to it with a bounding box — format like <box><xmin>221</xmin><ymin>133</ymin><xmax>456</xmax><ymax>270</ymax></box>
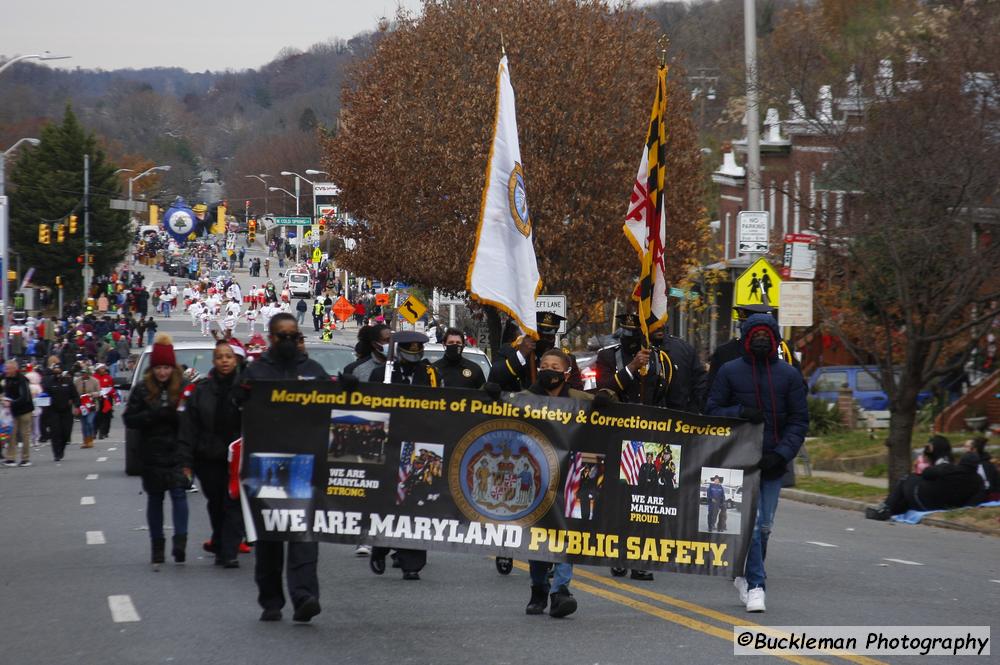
<box><xmin>1</xmin><ymin>243</ymin><xmax>996</xmax><ymax>665</ymax></box>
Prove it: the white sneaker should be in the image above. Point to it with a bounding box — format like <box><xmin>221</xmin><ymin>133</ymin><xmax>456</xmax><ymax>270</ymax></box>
<box><xmin>733</xmin><ymin>576</ymin><xmax>749</xmax><ymax>604</ymax></box>
<box><xmin>354</xmin><ymin>544</ymin><xmax>371</xmax><ymax>557</ymax></box>
<box><xmin>746</xmin><ymin>587</ymin><xmax>766</xmax><ymax>613</ymax></box>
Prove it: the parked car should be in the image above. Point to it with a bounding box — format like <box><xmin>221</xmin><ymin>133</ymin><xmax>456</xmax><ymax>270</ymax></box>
<box><xmin>286</xmin><ymin>270</ymin><xmax>313</xmax><ymax>298</ymax></box>
<box><xmin>807</xmin><ymin>365</ymin><xmax>933</xmax><ymax>411</ymax></box>
<box><xmin>304</xmin><ymin>343</ymin><xmax>356</xmax><ymax>376</ymax></box>
<box><xmin>422</xmin><ymin>343</ymin><xmax>492</xmax><ymax>378</ymax></box>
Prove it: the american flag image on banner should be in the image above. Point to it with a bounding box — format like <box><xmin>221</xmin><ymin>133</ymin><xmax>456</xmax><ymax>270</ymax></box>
<box><xmin>621</xmin><ymin>440</ymin><xmax>646</xmax><ymax>485</ymax></box>
<box><xmin>563</xmin><ymin>452</ymin><xmax>585</xmax><ymax>519</ymax></box>
<box><xmin>397</xmin><ymin>441</ymin><xmax>414</xmax><ymax>504</ymax></box>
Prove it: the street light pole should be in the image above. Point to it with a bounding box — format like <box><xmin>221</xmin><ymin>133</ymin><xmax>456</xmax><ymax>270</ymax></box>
<box><xmin>0</xmin><ymin>137</ymin><xmax>41</xmax><ymax>361</ymax></box>
<box><xmin>282</xmin><ymin>171</ymin><xmax>317</xmax><ymax>265</ymax></box>
<box><xmin>0</xmin><ymin>52</ymin><xmax>71</xmax><ymax>77</ymax></box>
<box><xmin>83</xmin><ymin>154</ymin><xmax>90</xmax><ymax>302</ymax></box>
<box><xmin>744</xmin><ymin>0</ymin><xmax>761</xmax><ymax>210</ymax></box>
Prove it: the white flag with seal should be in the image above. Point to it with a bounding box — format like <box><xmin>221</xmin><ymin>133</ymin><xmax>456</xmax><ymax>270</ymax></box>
<box><xmin>466</xmin><ymin>56</ymin><xmax>542</xmax><ymax>337</ymax></box>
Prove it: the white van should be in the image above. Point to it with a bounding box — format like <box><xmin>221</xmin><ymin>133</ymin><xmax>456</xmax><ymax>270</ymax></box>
<box><xmin>286</xmin><ymin>270</ymin><xmax>313</xmax><ymax>298</ymax></box>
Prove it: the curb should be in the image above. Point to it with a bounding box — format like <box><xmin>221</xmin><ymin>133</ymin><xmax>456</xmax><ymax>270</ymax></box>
<box><xmin>780</xmin><ymin>488</ymin><xmax>868</xmax><ymax>512</ymax></box>
<box><xmin>780</xmin><ymin>488</ymin><xmax>1000</xmax><ymax>537</ymax></box>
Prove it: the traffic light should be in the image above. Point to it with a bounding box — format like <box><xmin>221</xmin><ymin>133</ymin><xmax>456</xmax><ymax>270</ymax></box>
<box><xmin>318</xmin><ymin>217</ymin><xmax>327</xmax><ymax>236</ymax></box>
<box><xmin>57</xmin><ymin>224</ymin><xmax>65</xmax><ymax>242</ymax></box>
<box><xmin>68</xmin><ymin>215</ymin><xmax>78</xmax><ymax>234</ymax></box>
<box><xmin>248</xmin><ymin>231</ymin><xmax>256</xmax><ymax>244</ymax></box>
<box><xmin>247</xmin><ymin>218</ymin><xmax>256</xmax><ymax>233</ymax></box>
<box><xmin>55</xmin><ymin>275</ymin><xmax>62</xmax><ymax>287</ymax></box>
<box><xmin>76</xmin><ymin>255</ymin><xmax>95</xmax><ymax>265</ymax></box>
<box><xmin>38</xmin><ymin>223</ymin><xmax>51</xmax><ymax>244</ymax></box>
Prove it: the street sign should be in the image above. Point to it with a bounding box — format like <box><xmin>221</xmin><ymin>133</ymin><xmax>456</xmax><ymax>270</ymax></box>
<box><xmin>333</xmin><ymin>296</ymin><xmax>354</xmax><ymax>322</ymax></box>
<box><xmin>781</xmin><ymin>232</ymin><xmax>818</xmax><ymax>280</ymax></box>
<box><xmin>109</xmin><ymin>199</ymin><xmax>148</xmax><ymax>212</ymax></box>
<box><xmin>737</xmin><ymin>210</ymin><xmax>769</xmax><ymax>254</ymax></box>
<box><xmin>313</xmin><ymin>183</ymin><xmax>340</xmax><ymax>196</ymax></box>
<box><xmin>375</xmin><ymin>293</ymin><xmax>390</xmax><ymax>306</ymax></box>
<box><xmin>398</xmin><ymin>295</ymin><xmax>427</xmax><ymax>324</ymax></box>
<box><xmin>733</xmin><ymin>257</ymin><xmax>782</xmax><ymax>317</ymax></box>
<box><xmin>779</xmin><ymin>281</ymin><xmax>814</xmax><ymax>327</ymax></box>
<box><xmin>272</xmin><ymin>216</ymin><xmax>313</xmax><ymax>226</ymax></box>
<box><xmin>312</xmin><ymin>248</ymin><xmax>322</xmax><ymax>264</ymax></box>
<box><xmin>536</xmin><ymin>294</ymin><xmax>567</xmax><ymax>334</ymax></box>
<box><xmin>316</xmin><ymin>204</ymin><xmax>337</xmax><ymax>219</ymax></box>
<box><xmin>260</xmin><ymin>215</ymin><xmax>276</xmax><ymax>230</ymax></box>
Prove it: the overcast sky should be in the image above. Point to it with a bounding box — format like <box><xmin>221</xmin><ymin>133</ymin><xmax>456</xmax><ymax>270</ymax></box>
<box><xmin>0</xmin><ymin>0</ymin><xmax>426</xmax><ymax>72</ymax></box>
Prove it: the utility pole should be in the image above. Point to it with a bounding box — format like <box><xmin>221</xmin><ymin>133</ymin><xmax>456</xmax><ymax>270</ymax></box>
<box><xmin>83</xmin><ymin>153</ymin><xmax>91</xmax><ymax>302</ymax></box>
<box><xmin>294</xmin><ymin>175</ymin><xmax>301</xmax><ymax>264</ymax></box>
<box><xmin>744</xmin><ymin>0</ymin><xmax>761</xmax><ymax>210</ymax></box>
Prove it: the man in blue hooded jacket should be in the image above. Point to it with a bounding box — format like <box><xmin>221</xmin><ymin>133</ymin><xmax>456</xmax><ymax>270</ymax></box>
<box><xmin>705</xmin><ymin>313</ymin><xmax>808</xmax><ymax>613</ymax></box>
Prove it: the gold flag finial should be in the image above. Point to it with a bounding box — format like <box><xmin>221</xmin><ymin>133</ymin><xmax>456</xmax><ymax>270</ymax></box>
<box><xmin>658</xmin><ymin>35</ymin><xmax>669</xmax><ymax>67</ymax></box>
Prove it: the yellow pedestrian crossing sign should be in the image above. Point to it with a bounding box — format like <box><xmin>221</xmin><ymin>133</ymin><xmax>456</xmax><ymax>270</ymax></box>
<box><xmin>312</xmin><ymin>248</ymin><xmax>322</xmax><ymax>264</ymax></box>
<box><xmin>398</xmin><ymin>295</ymin><xmax>427</xmax><ymax>324</ymax></box>
<box><xmin>733</xmin><ymin>257</ymin><xmax>782</xmax><ymax>318</ymax></box>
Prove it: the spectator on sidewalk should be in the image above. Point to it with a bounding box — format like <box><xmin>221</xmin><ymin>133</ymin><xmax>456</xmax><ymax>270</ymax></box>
<box><xmin>867</xmin><ymin>436</ymin><xmax>989</xmax><ymax>520</ymax></box>
<box><xmin>2</xmin><ymin>361</ymin><xmax>35</xmax><ymax>467</ymax></box>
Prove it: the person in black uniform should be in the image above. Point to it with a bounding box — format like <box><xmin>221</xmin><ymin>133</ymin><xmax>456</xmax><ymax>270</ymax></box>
<box><xmin>237</xmin><ymin>312</ymin><xmax>329</xmax><ymax>623</ymax></box>
<box><xmin>650</xmin><ymin>327</ymin><xmax>708</xmax><ymax>413</ymax></box>
<box><xmin>368</xmin><ymin>331</ymin><xmax>440</xmax><ymax>580</ymax></box>
<box><xmin>595</xmin><ymin>314</ymin><xmax>670</xmax><ymax>407</ymax></box>
<box><xmin>638</xmin><ymin>453</ymin><xmax>658</xmax><ymax>491</ymax></box>
<box><xmin>487</xmin><ymin>311</ymin><xmax>565</xmax><ymax>392</ymax></box>
<box><xmin>432</xmin><ymin>327</ymin><xmax>485</xmax><ymax>389</ymax></box>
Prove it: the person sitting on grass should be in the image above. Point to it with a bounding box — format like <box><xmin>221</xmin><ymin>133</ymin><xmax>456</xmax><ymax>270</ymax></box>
<box><xmin>866</xmin><ymin>435</ymin><xmax>986</xmax><ymax>520</ymax></box>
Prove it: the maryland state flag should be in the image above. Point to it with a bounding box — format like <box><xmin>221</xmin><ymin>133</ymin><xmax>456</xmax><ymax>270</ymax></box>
<box><xmin>623</xmin><ymin>65</ymin><xmax>669</xmax><ymax>341</ymax></box>
<box><xmin>467</xmin><ymin>56</ymin><xmax>542</xmax><ymax>338</ymax></box>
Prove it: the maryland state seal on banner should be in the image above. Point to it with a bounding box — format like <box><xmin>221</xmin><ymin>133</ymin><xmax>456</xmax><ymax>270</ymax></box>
<box><xmin>450</xmin><ymin>419</ymin><xmax>559</xmax><ymax>526</ymax></box>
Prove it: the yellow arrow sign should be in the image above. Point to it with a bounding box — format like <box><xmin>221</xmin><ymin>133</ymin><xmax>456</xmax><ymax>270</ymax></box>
<box><xmin>398</xmin><ymin>295</ymin><xmax>427</xmax><ymax>324</ymax></box>
<box><xmin>733</xmin><ymin>257</ymin><xmax>782</xmax><ymax>317</ymax></box>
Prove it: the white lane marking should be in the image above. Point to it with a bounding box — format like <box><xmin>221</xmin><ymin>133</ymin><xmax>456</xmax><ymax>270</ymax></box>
<box><xmin>86</xmin><ymin>474</ymin><xmax>98</xmax><ymax>480</ymax></box>
<box><xmin>107</xmin><ymin>595</ymin><xmax>141</xmax><ymax>623</ymax></box>
<box><xmin>80</xmin><ymin>496</ymin><xmax>95</xmax><ymax>505</ymax></box>
<box><xmin>806</xmin><ymin>541</ymin><xmax>838</xmax><ymax>548</ymax></box>
<box><xmin>883</xmin><ymin>558</ymin><xmax>924</xmax><ymax>566</ymax></box>
<box><xmin>97</xmin><ymin>457</ymin><xmax>108</xmax><ymax>462</ymax></box>
<box><xmin>991</xmin><ymin>580</ymin><xmax>1000</xmax><ymax>584</ymax></box>
<box><xmin>107</xmin><ymin>447</ymin><xmax>118</xmax><ymax>451</ymax></box>
<box><xmin>86</xmin><ymin>530</ymin><xmax>106</xmax><ymax>545</ymax></box>
<box><xmin>844</xmin><ymin>527</ymin><xmax>855</xmax><ymax>532</ymax></box>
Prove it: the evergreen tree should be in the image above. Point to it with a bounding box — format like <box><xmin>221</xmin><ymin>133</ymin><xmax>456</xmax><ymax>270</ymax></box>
<box><xmin>8</xmin><ymin>106</ymin><xmax>127</xmax><ymax>291</ymax></box>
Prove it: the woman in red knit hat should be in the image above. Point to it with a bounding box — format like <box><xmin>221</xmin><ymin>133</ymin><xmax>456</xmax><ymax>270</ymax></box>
<box><xmin>122</xmin><ymin>333</ymin><xmax>192</xmax><ymax>568</ymax></box>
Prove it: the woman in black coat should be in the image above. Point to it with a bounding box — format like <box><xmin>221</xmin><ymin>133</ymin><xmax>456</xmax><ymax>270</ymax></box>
<box><xmin>122</xmin><ymin>334</ymin><xmax>191</xmax><ymax>566</ymax></box>
<box><xmin>178</xmin><ymin>340</ymin><xmax>245</xmax><ymax>567</ymax></box>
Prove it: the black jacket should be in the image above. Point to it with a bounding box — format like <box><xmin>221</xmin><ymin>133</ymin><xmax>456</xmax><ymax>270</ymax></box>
<box><xmin>915</xmin><ymin>454</ymin><xmax>986</xmax><ymax>510</ymax></box>
<box><xmin>237</xmin><ymin>350</ymin><xmax>330</xmax><ymax>409</ymax></box>
<box><xmin>596</xmin><ymin>344</ymin><xmax>671</xmax><ymax>407</ymax></box>
<box><xmin>660</xmin><ymin>335</ymin><xmax>707</xmax><ymax>413</ymax></box>
<box><xmin>3</xmin><ymin>374</ymin><xmax>34</xmax><ymax>417</ymax></box>
<box><xmin>178</xmin><ymin>369</ymin><xmax>243</xmax><ymax>463</ymax></box>
<box><xmin>41</xmin><ymin>374</ymin><xmax>79</xmax><ymax>413</ymax></box>
<box><xmin>432</xmin><ymin>355</ymin><xmax>485</xmax><ymax>389</ymax></box>
<box><xmin>122</xmin><ymin>378</ymin><xmax>189</xmax><ymax>493</ymax></box>
<box><xmin>487</xmin><ymin>345</ymin><xmax>531</xmax><ymax>392</ymax></box>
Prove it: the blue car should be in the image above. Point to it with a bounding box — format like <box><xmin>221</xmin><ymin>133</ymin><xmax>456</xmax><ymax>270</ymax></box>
<box><xmin>807</xmin><ymin>365</ymin><xmax>932</xmax><ymax>411</ymax></box>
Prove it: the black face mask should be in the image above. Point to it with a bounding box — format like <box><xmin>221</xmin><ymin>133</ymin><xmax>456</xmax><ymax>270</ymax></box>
<box><xmin>444</xmin><ymin>345</ymin><xmax>462</xmax><ymax>362</ymax></box>
<box><xmin>749</xmin><ymin>337</ymin><xmax>772</xmax><ymax>358</ymax></box>
<box><xmin>538</xmin><ymin>369</ymin><xmax>565</xmax><ymax>390</ymax></box>
<box><xmin>273</xmin><ymin>338</ymin><xmax>298</xmax><ymax>361</ymax></box>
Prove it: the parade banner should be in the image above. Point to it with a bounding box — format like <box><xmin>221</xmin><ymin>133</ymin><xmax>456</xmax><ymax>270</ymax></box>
<box><xmin>240</xmin><ymin>381</ymin><xmax>762</xmax><ymax>577</ymax></box>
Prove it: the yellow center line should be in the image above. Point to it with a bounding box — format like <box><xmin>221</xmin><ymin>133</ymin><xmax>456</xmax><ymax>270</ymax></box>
<box><xmin>570</xmin><ymin>566</ymin><xmax>888</xmax><ymax>665</ymax></box>
<box><xmin>572</xmin><ymin>577</ymin><xmax>828</xmax><ymax>665</ymax></box>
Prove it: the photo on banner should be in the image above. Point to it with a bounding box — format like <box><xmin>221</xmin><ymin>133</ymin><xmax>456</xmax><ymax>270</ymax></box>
<box><xmin>246</xmin><ymin>453</ymin><xmax>315</xmax><ymax>499</ymax></box>
<box><xmin>698</xmin><ymin>467</ymin><xmax>744</xmax><ymax>536</ymax></box>
<box><xmin>619</xmin><ymin>440</ymin><xmax>682</xmax><ymax>493</ymax></box>
<box><xmin>563</xmin><ymin>452</ymin><xmax>606</xmax><ymax>521</ymax></box>
<box><xmin>328</xmin><ymin>410</ymin><xmax>389</xmax><ymax>464</ymax></box>
<box><xmin>397</xmin><ymin>442</ymin><xmax>445</xmax><ymax>507</ymax></box>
